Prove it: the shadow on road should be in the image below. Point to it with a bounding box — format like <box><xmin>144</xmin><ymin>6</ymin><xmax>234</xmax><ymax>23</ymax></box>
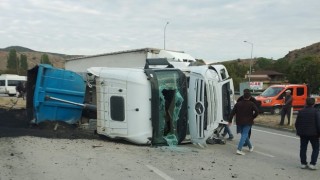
<box><xmin>0</xmin><ymin>108</ymin><xmax>99</xmax><ymax>139</ymax></box>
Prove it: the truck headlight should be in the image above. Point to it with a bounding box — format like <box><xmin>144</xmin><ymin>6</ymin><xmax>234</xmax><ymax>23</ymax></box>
<box><xmin>264</xmin><ymin>99</ymin><xmax>272</xmax><ymax>103</ymax></box>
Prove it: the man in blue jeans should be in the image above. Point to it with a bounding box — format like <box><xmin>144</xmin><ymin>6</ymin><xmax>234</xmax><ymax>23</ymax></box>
<box><xmin>295</xmin><ymin>97</ymin><xmax>320</xmax><ymax>170</ymax></box>
<box><xmin>237</xmin><ymin>88</ymin><xmax>260</xmax><ymax>146</ymax></box>
<box><xmin>228</xmin><ymin>91</ymin><xmax>259</xmax><ymax>155</ymax></box>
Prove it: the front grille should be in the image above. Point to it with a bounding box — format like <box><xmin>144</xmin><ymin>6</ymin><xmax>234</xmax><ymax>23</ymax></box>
<box><xmin>195</xmin><ymin>79</ymin><xmax>205</xmax><ymax>138</ymax></box>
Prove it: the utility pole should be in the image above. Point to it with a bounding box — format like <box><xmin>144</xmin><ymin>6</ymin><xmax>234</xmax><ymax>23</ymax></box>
<box><xmin>244</xmin><ymin>40</ymin><xmax>253</xmax><ymax>89</ymax></box>
<box><xmin>164</xmin><ymin>22</ymin><xmax>169</xmax><ymax>49</ymax></box>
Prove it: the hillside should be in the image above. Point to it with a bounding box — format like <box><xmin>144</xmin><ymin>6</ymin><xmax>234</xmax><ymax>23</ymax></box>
<box><xmin>211</xmin><ymin>41</ymin><xmax>320</xmax><ymax>67</ymax></box>
<box><xmin>1</xmin><ymin>46</ymin><xmax>35</xmax><ymax>52</ymax></box>
<box><xmin>1</xmin><ymin>42</ymin><xmax>320</xmax><ymax>73</ymax></box>
<box><xmin>0</xmin><ymin>46</ymin><xmax>82</xmax><ymax>72</ymax></box>
<box><xmin>282</xmin><ymin>42</ymin><xmax>320</xmax><ymax>62</ymax></box>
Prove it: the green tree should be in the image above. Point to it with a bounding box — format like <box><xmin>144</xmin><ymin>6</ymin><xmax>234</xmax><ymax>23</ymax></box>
<box><xmin>254</xmin><ymin>57</ymin><xmax>274</xmax><ymax>71</ymax></box>
<box><xmin>40</xmin><ymin>54</ymin><xmax>52</xmax><ymax>65</ymax></box>
<box><xmin>7</xmin><ymin>49</ymin><xmax>18</xmax><ymax>72</ymax></box>
<box><xmin>222</xmin><ymin>61</ymin><xmax>248</xmax><ymax>91</ymax></box>
<box><xmin>273</xmin><ymin>58</ymin><xmax>290</xmax><ymax>74</ymax></box>
<box><xmin>19</xmin><ymin>54</ymin><xmax>28</xmax><ymax>75</ymax></box>
<box><xmin>287</xmin><ymin>56</ymin><xmax>320</xmax><ymax>93</ymax></box>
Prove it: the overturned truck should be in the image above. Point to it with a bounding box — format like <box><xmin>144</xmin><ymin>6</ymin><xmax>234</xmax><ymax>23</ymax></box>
<box><xmin>27</xmin><ymin>59</ymin><xmax>234</xmax><ymax>146</ymax></box>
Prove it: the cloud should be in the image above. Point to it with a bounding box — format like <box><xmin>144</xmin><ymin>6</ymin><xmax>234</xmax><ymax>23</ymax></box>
<box><xmin>0</xmin><ymin>0</ymin><xmax>319</xmax><ymax>61</ymax></box>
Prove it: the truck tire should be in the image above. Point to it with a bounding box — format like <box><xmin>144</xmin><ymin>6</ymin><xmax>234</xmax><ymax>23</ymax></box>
<box><xmin>8</xmin><ymin>94</ymin><xmax>16</xmax><ymax>97</ymax></box>
<box><xmin>271</xmin><ymin>107</ymin><xmax>281</xmax><ymax>115</ymax></box>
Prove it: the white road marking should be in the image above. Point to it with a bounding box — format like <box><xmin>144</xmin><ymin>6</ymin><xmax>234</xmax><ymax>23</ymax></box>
<box><xmin>227</xmin><ymin>142</ymin><xmax>275</xmax><ymax>158</ymax></box>
<box><xmin>252</xmin><ymin>150</ymin><xmax>275</xmax><ymax>158</ymax></box>
<box><xmin>226</xmin><ymin>127</ymin><xmax>299</xmax><ymax>158</ymax></box>
<box><xmin>252</xmin><ymin>128</ymin><xmax>299</xmax><ymax>140</ymax></box>
<box><xmin>146</xmin><ymin>164</ymin><xmax>174</xmax><ymax>180</ymax></box>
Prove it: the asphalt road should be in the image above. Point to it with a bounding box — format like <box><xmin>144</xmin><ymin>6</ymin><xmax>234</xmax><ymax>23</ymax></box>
<box><xmin>0</xmin><ymin>94</ymin><xmax>318</xmax><ymax>180</ymax></box>
<box><xmin>215</xmin><ymin>125</ymin><xmax>319</xmax><ymax>180</ymax></box>
<box><xmin>1</xmin><ymin>124</ymin><xmax>319</xmax><ymax>180</ymax></box>
<box><xmin>120</xmin><ymin>125</ymin><xmax>319</xmax><ymax>180</ymax></box>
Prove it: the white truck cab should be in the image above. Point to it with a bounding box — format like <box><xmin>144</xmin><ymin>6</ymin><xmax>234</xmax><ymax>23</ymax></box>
<box><xmin>87</xmin><ymin>60</ymin><xmax>188</xmax><ymax>145</ymax></box>
<box><xmin>187</xmin><ymin>65</ymin><xmax>234</xmax><ymax>147</ymax></box>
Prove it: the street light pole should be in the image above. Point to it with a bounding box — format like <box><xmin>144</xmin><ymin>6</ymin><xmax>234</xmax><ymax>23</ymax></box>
<box><xmin>164</xmin><ymin>21</ymin><xmax>169</xmax><ymax>49</ymax></box>
<box><xmin>244</xmin><ymin>40</ymin><xmax>253</xmax><ymax>89</ymax></box>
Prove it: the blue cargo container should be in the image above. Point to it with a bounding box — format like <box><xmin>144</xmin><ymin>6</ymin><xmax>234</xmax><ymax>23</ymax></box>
<box><xmin>26</xmin><ymin>64</ymin><xmax>86</xmax><ymax>124</ymax></box>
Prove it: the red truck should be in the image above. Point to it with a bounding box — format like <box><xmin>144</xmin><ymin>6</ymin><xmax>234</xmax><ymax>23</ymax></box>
<box><xmin>255</xmin><ymin>84</ymin><xmax>320</xmax><ymax>114</ymax></box>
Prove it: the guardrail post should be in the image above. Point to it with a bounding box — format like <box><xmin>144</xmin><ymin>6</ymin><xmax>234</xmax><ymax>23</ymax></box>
<box><xmin>289</xmin><ymin>107</ymin><xmax>293</xmax><ymax>126</ymax></box>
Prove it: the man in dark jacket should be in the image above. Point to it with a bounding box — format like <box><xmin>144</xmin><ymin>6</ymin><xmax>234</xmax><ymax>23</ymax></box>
<box><xmin>16</xmin><ymin>81</ymin><xmax>26</xmax><ymax>99</ymax></box>
<box><xmin>280</xmin><ymin>90</ymin><xmax>293</xmax><ymax>125</ymax></box>
<box><xmin>237</xmin><ymin>89</ymin><xmax>260</xmax><ymax>106</ymax></box>
<box><xmin>236</xmin><ymin>89</ymin><xmax>261</xmax><ymax>144</ymax></box>
<box><xmin>228</xmin><ymin>91</ymin><xmax>259</xmax><ymax>155</ymax></box>
<box><xmin>295</xmin><ymin>97</ymin><xmax>320</xmax><ymax>170</ymax></box>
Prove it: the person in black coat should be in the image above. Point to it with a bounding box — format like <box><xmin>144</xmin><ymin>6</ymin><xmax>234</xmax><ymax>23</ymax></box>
<box><xmin>228</xmin><ymin>91</ymin><xmax>259</xmax><ymax>155</ymax></box>
<box><xmin>280</xmin><ymin>90</ymin><xmax>293</xmax><ymax>125</ymax></box>
<box><xmin>295</xmin><ymin>97</ymin><xmax>320</xmax><ymax>170</ymax></box>
<box><xmin>16</xmin><ymin>81</ymin><xmax>26</xmax><ymax>99</ymax></box>
<box><xmin>237</xmin><ymin>89</ymin><xmax>260</xmax><ymax>146</ymax></box>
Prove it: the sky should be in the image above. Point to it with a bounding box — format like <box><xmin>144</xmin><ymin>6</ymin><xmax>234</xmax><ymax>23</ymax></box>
<box><xmin>0</xmin><ymin>0</ymin><xmax>319</xmax><ymax>63</ymax></box>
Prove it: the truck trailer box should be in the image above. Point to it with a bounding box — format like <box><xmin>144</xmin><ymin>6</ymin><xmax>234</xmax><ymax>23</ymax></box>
<box><xmin>26</xmin><ymin>64</ymin><xmax>86</xmax><ymax>124</ymax></box>
<box><xmin>65</xmin><ymin>48</ymin><xmax>195</xmax><ymax>73</ymax></box>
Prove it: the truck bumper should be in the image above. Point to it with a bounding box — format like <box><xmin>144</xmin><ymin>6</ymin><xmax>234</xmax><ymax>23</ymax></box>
<box><xmin>260</xmin><ymin>106</ymin><xmax>276</xmax><ymax>113</ymax></box>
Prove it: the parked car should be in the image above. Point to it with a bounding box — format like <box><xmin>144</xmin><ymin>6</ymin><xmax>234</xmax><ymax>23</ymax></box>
<box><xmin>255</xmin><ymin>84</ymin><xmax>320</xmax><ymax>114</ymax></box>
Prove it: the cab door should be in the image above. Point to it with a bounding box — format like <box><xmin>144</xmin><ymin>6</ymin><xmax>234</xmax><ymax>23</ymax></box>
<box><xmin>106</xmin><ymin>80</ymin><xmax>128</xmax><ymax>136</ymax></box>
<box><xmin>293</xmin><ymin>86</ymin><xmax>307</xmax><ymax>109</ymax></box>
<box><xmin>96</xmin><ymin>77</ymin><xmax>128</xmax><ymax>136</ymax></box>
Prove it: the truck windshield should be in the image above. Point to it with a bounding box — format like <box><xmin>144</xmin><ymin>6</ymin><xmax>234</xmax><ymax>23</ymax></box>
<box><xmin>149</xmin><ymin>70</ymin><xmax>187</xmax><ymax>145</ymax></box>
<box><xmin>158</xmin><ymin>71</ymin><xmax>182</xmax><ymax>145</ymax></box>
<box><xmin>260</xmin><ymin>87</ymin><xmax>284</xmax><ymax>97</ymax></box>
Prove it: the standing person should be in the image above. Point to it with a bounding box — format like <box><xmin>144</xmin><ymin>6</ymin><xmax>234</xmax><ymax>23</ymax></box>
<box><xmin>228</xmin><ymin>91</ymin><xmax>259</xmax><ymax>155</ymax></box>
<box><xmin>223</xmin><ymin>88</ymin><xmax>260</xmax><ymax>142</ymax></box>
<box><xmin>280</xmin><ymin>90</ymin><xmax>293</xmax><ymax>125</ymax></box>
<box><xmin>16</xmin><ymin>81</ymin><xmax>24</xmax><ymax>98</ymax></box>
<box><xmin>295</xmin><ymin>97</ymin><xmax>320</xmax><ymax>170</ymax></box>
<box><xmin>237</xmin><ymin>88</ymin><xmax>260</xmax><ymax>143</ymax></box>
<box><xmin>237</xmin><ymin>89</ymin><xmax>259</xmax><ymax>104</ymax></box>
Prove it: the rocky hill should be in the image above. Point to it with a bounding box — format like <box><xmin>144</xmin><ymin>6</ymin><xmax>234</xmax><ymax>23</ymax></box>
<box><xmin>0</xmin><ymin>46</ymin><xmax>82</xmax><ymax>72</ymax></box>
<box><xmin>215</xmin><ymin>41</ymin><xmax>320</xmax><ymax>67</ymax></box>
<box><xmin>282</xmin><ymin>42</ymin><xmax>320</xmax><ymax>62</ymax></box>
<box><xmin>1</xmin><ymin>42</ymin><xmax>320</xmax><ymax>73</ymax></box>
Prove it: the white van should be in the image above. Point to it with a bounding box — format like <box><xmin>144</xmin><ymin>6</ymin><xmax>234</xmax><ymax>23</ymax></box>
<box><xmin>0</xmin><ymin>74</ymin><xmax>27</xmax><ymax>96</ymax></box>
